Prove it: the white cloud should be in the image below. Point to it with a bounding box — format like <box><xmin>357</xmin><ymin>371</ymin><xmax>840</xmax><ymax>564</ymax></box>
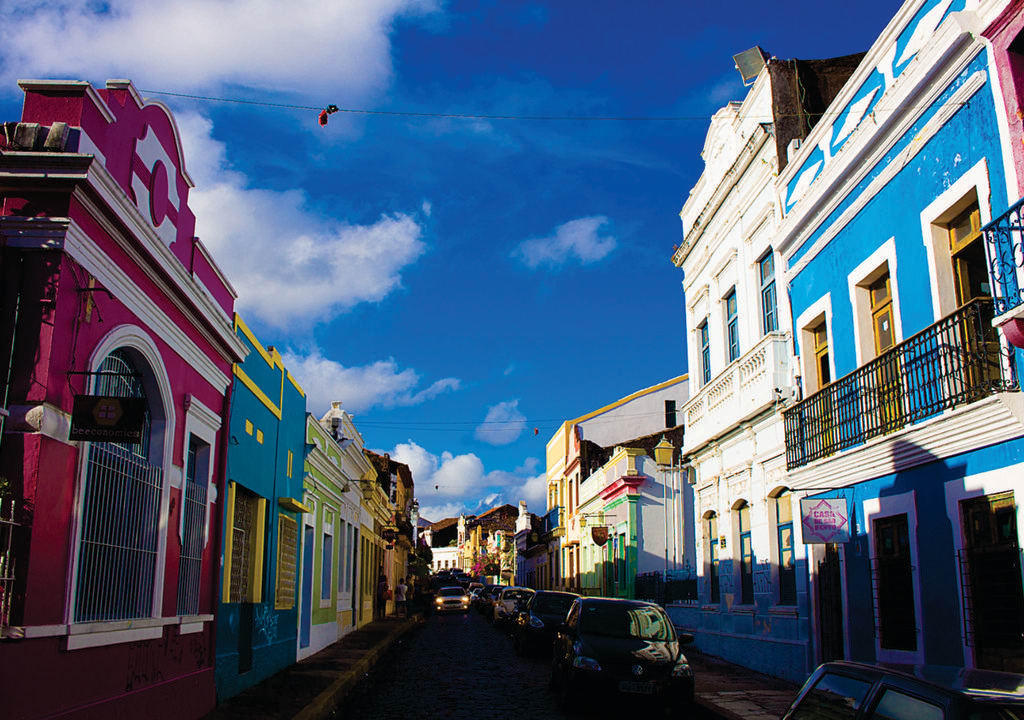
<box><xmin>0</xmin><ymin>0</ymin><xmax>439</xmax><ymax>95</ymax></box>
<box><xmin>512</xmin><ymin>215</ymin><xmax>617</xmax><ymax>270</ymax></box>
<box><xmin>474</xmin><ymin>399</ymin><xmax>527</xmax><ymax>445</ymax></box>
<box><xmin>283</xmin><ymin>348</ymin><xmax>459</xmax><ymax>415</ymax></box>
<box><xmin>176</xmin><ymin>112</ymin><xmax>428</xmax><ymax>328</ymax></box>
<box><xmin>417</xmin><ymin>502</ymin><xmax>464</xmax><ymax>524</ymax></box>
<box><xmin>389</xmin><ymin>440</ymin><xmax>546</xmax><ymax>516</ymax></box>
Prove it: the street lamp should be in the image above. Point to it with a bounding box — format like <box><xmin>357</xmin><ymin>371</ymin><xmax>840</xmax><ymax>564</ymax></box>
<box><xmin>651</xmin><ymin>434</ymin><xmax>684</xmax><ymax>581</ymax></box>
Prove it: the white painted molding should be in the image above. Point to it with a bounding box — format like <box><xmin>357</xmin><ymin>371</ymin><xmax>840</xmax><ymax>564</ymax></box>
<box><xmin>919</xmin><ymin>157</ymin><xmax>993</xmax><ymax>321</ymax></box>
<box><xmin>788</xmin><ymin>393</ymin><xmax>1024</xmax><ymax>491</ymax></box>
<box><xmin>846</xmin><ymin>237</ymin><xmax>903</xmax><ymax>367</ymax></box>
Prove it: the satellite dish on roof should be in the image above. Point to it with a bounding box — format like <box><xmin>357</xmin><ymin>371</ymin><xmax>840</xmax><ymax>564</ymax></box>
<box><xmin>732</xmin><ymin>46</ymin><xmax>769</xmax><ymax>86</ymax></box>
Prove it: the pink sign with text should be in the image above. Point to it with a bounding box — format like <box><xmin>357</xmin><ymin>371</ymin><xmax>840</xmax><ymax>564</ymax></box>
<box><xmin>800</xmin><ymin>498</ymin><xmax>850</xmax><ymax>544</ymax></box>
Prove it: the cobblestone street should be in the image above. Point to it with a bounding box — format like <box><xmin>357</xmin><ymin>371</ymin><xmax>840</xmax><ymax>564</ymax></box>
<box><xmin>335</xmin><ymin>610</ymin><xmax>725</xmax><ymax>719</ymax></box>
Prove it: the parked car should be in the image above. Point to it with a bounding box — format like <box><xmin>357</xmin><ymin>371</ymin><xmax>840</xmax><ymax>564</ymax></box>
<box><xmin>782</xmin><ymin>661</ymin><xmax>1024</xmax><ymax>720</ymax></box>
<box><xmin>551</xmin><ymin>597</ymin><xmax>694</xmax><ymax>712</ymax></box>
<box><xmin>467</xmin><ymin>582</ymin><xmax>484</xmax><ymax>596</ymax></box>
<box><xmin>433</xmin><ymin>585</ymin><xmax>471</xmax><ymax>614</ymax></box>
<box><xmin>513</xmin><ymin>590</ymin><xmax>580</xmax><ymax>656</ymax></box>
<box><xmin>474</xmin><ymin>584</ymin><xmax>497</xmax><ymax>613</ymax></box>
<box><xmin>480</xmin><ymin>585</ymin><xmax>504</xmax><ymax>616</ymax></box>
<box><xmin>492</xmin><ymin>586</ymin><xmax>536</xmax><ymax>627</ymax></box>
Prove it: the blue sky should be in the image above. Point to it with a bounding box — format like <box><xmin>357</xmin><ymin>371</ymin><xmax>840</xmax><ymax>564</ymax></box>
<box><xmin>1</xmin><ymin>0</ymin><xmax>900</xmax><ymax>521</ymax></box>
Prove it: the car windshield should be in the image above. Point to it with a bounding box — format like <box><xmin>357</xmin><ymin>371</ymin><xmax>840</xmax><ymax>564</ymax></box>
<box><xmin>439</xmin><ymin>587</ymin><xmax>464</xmax><ymax>597</ymax></box>
<box><xmin>579</xmin><ymin>604</ymin><xmax>675</xmax><ymax>641</ymax></box>
<box><xmin>503</xmin><ymin>590</ymin><xmax>533</xmax><ymax>602</ymax></box>
<box><xmin>533</xmin><ymin>595</ymin><xmax>576</xmax><ymax>616</ymax></box>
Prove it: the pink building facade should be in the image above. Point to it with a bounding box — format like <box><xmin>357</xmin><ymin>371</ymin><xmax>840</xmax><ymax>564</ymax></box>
<box><xmin>0</xmin><ymin>80</ymin><xmax>246</xmax><ymax>719</ymax></box>
<box><xmin>983</xmin><ymin>2</ymin><xmax>1024</xmax><ymax>348</ymax></box>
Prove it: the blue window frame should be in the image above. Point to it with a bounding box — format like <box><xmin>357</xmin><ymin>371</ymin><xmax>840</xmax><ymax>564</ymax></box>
<box><xmin>699</xmin><ymin>320</ymin><xmax>711</xmax><ymax>385</ymax></box>
<box><xmin>707</xmin><ymin>514</ymin><xmax>720</xmax><ymax>603</ymax></box>
<box><xmin>321</xmin><ymin>530</ymin><xmax>333</xmax><ymax>601</ymax></box>
<box><xmin>760</xmin><ymin>251</ymin><xmax>778</xmax><ymax>334</ymax></box>
<box><xmin>776</xmin><ymin>493</ymin><xmax>796</xmax><ymax>605</ymax></box>
<box><xmin>726</xmin><ymin>289</ymin><xmax>740</xmax><ymax>361</ymax></box>
<box><xmin>738</xmin><ymin>504</ymin><xmax>753</xmax><ymax>604</ymax></box>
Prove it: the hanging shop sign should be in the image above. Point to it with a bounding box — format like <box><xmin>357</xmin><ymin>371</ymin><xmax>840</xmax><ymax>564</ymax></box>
<box><xmin>800</xmin><ymin>498</ymin><xmax>850</xmax><ymax>544</ymax></box>
<box><xmin>591</xmin><ymin>526</ymin><xmax>609</xmax><ymax>546</ymax></box>
<box><xmin>70</xmin><ymin>395</ymin><xmax>147</xmax><ymax>443</ymax></box>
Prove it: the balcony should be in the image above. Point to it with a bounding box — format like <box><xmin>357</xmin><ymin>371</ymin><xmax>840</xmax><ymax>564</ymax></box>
<box><xmin>783</xmin><ymin>298</ymin><xmax>1016</xmax><ymax>470</ymax></box>
<box><xmin>542</xmin><ymin>506</ymin><xmax>564</xmax><ymax>538</ymax></box>
<box><xmin>683</xmin><ymin>332</ymin><xmax>792</xmax><ymax>452</ymax></box>
<box><xmin>982</xmin><ymin>198</ymin><xmax>1024</xmax><ymax>347</ymax></box>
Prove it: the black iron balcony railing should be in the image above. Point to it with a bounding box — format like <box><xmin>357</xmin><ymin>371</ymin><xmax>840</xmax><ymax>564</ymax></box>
<box><xmin>982</xmin><ymin>197</ymin><xmax>1024</xmax><ymax>316</ymax></box>
<box><xmin>783</xmin><ymin>298</ymin><xmax>1016</xmax><ymax>470</ymax></box>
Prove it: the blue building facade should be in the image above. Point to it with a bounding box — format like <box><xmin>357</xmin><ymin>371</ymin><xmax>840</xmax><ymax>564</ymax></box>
<box><xmin>779</xmin><ymin>0</ymin><xmax>1024</xmax><ymax>673</ymax></box>
<box><xmin>215</xmin><ymin>314</ymin><xmax>309</xmax><ymax>700</ymax></box>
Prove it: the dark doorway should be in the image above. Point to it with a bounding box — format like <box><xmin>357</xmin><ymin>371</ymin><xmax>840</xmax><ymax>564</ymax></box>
<box><xmin>960</xmin><ymin>493</ymin><xmax>1024</xmax><ymax>672</ymax></box>
<box><xmin>817</xmin><ymin>543</ymin><xmax>844</xmax><ymax>662</ymax></box>
<box><xmin>873</xmin><ymin>514</ymin><xmax>917</xmax><ymax>651</ymax></box>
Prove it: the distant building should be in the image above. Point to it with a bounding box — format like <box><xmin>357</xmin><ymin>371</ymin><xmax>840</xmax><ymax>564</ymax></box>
<box><xmin>546</xmin><ymin>376</ymin><xmax>689</xmax><ymax>593</ymax></box>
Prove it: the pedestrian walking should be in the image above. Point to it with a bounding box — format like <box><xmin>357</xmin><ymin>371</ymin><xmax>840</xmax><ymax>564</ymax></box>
<box><xmin>375</xmin><ymin>568</ymin><xmax>388</xmax><ymax>620</ymax></box>
<box><xmin>395</xmin><ymin>577</ymin><xmax>408</xmax><ymax>617</ymax></box>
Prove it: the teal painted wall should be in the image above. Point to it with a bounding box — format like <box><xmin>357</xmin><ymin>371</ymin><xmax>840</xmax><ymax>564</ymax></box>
<box><xmin>215</xmin><ymin>316</ymin><xmax>308</xmax><ymax>702</ymax></box>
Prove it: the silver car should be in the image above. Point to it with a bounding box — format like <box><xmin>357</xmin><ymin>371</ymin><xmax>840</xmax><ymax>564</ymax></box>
<box><xmin>492</xmin><ymin>586</ymin><xmax>535</xmax><ymax>626</ymax></box>
<box><xmin>434</xmin><ymin>585</ymin><xmax>471</xmax><ymax>613</ymax></box>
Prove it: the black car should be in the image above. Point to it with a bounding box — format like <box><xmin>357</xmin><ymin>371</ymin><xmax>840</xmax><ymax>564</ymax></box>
<box><xmin>782</xmin><ymin>661</ymin><xmax>1024</xmax><ymax>720</ymax></box>
<box><xmin>475</xmin><ymin>584</ymin><xmax>499</xmax><ymax>613</ymax></box>
<box><xmin>551</xmin><ymin>597</ymin><xmax>694</xmax><ymax>712</ymax></box>
<box><xmin>513</xmin><ymin>590</ymin><xmax>580</xmax><ymax>656</ymax></box>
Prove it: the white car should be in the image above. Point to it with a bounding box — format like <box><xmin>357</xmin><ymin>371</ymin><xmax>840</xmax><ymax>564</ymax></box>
<box><xmin>492</xmin><ymin>586</ymin><xmax>535</xmax><ymax>626</ymax></box>
<box><xmin>434</xmin><ymin>585</ymin><xmax>471</xmax><ymax>613</ymax></box>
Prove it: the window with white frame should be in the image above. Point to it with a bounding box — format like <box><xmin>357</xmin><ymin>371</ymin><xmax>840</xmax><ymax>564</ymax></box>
<box><xmin>736</xmin><ymin>502</ymin><xmax>753</xmax><ymax>605</ymax></box>
<box><xmin>705</xmin><ymin>513</ymin><xmax>720</xmax><ymax>604</ymax></box>
<box><xmin>338</xmin><ymin>520</ymin><xmax>348</xmax><ymax>594</ymax></box>
<box><xmin>74</xmin><ymin>348</ymin><xmax>165</xmax><ymax>622</ymax></box>
<box><xmin>177</xmin><ymin>435</ymin><xmax>210</xmax><ymax>615</ymax></box>
<box><xmin>321</xmin><ymin>524</ymin><xmax>334</xmax><ymax>601</ymax></box>
<box><xmin>698</xmin><ymin>319</ymin><xmax>711</xmax><ymax>385</ymax></box>
<box><xmin>773</xmin><ymin>491</ymin><xmax>796</xmax><ymax>605</ymax></box>
<box><xmin>760</xmin><ymin>250</ymin><xmax>778</xmax><ymax>334</ymax></box>
<box><xmin>725</xmin><ymin>288</ymin><xmax>740</xmax><ymax>361</ymax></box>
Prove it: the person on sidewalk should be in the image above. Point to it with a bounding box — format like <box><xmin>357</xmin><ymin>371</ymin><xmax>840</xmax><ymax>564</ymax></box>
<box><xmin>375</xmin><ymin>568</ymin><xmax>388</xmax><ymax>620</ymax></box>
<box><xmin>395</xmin><ymin>577</ymin><xmax>408</xmax><ymax>617</ymax></box>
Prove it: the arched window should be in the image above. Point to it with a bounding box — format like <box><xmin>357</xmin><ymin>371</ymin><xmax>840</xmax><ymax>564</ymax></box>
<box><xmin>74</xmin><ymin>348</ymin><xmax>165</xmax><ymax>622</ymax></box>
<box><xmin>704</xmin><ymin>512</ymin><xmax>720</xmax><ymax>604</ymax></box>
<box><xmin>772</xmin><ymin>490</ymin><xmax>797</xmax><ymax>605</ymax></box>
<box><xmin>735</xmin><ymin>501</ymin><xmax>753</xmax><ymax>605</ymax></box>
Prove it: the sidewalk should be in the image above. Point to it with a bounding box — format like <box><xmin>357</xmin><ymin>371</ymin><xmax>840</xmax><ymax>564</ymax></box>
<box><xmin>203</xmin><ymin>615</ymin><xmax>422</xmax><ymax>720</ymax></box>
<box><xmin>687</xmin><ymin>648</ymin><xmax>801</xmax><ymax>720</ymax></box>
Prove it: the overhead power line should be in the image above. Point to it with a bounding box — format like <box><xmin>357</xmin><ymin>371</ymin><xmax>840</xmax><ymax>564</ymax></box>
<box><xmin>143</xmin><ymin>87</ymin><xmax>971</xmax><ymax>125</ymax></box>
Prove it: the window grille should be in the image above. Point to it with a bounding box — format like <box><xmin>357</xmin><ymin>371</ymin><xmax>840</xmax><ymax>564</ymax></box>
<box><xmin>1</xmin><ymin>498</ymin><xmax>20</xmax><ymax>636</ymax></box>
<box><xmin>274</xmin><ymin>515</ymin><xmax>298</xmax><ymax>610</ymax></box>
<box><xmin>176</xmin><ymin>436</ymin><xmax>208</xmax><ymax>616</ymax></box>
<box><xmin>229</xmin><ymin>487</ymin><xmax>260</xmax><ymax>603</ymax></box>
<box><xmin>74</xmin><ymin>350</ymin><xmax>163</xmax><ymax>623</ymax></box>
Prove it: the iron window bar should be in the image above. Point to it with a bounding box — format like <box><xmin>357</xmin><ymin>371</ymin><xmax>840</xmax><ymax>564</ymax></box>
<box><xmin>982</xmin><ymin>197</ymin><xmax>1024</xmax><ymax>316</ymax></box>
<box><xmin>784</xmin><ymin>298</ymin><xmax>1016</xmax><ymax>470</ymax></box>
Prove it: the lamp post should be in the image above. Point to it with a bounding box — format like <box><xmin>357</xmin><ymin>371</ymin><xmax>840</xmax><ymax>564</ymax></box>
<box><xmin>653</xmin><ymin>436</ymin><xmax>677</xmax><ymax>578</ymax></box>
